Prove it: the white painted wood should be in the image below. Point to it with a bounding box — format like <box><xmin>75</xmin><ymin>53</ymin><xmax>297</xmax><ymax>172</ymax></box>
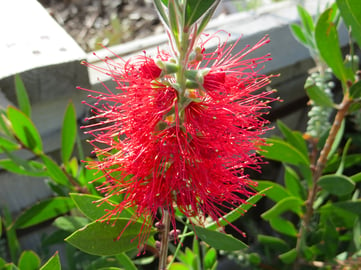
<box><xmin>0</xmin><ymin>0</ymin><xmax>86</xmax><ymax>79</ymax></box>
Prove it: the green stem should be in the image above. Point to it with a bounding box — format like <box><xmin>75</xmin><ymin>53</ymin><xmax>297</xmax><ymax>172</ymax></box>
<box><xmin>294</xmin><ymin>94</ymin><xmax>353</xmax><ymax>269</ymax></box>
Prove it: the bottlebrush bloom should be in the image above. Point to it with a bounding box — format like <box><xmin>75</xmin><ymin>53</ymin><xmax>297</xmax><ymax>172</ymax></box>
<box><xmin>80</xmin><ymin>31</ymin><xmax>275</xmax><ymax>246</ymax></box>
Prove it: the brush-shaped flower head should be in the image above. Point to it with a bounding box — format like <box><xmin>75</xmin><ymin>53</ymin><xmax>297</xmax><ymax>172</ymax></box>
<box><xmin>80</xmin><ymin>31</ymin><xmax>275</xmax><ymax>247</ymax></box>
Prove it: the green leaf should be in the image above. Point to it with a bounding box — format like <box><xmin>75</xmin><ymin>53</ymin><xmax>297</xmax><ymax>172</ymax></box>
<box><xmin>277</xmin><ymin>120</ymin><xmax>309</xmax><ymax>159</ymax></box>
<box><xmin>254</xmin><ymin>181</ymin><xmax>291</xmax><ymax>202</ymax></box>
<box><xmin>284</xmin><ymin>166</ymin><xmax>305</xmax><ymax>199</ymax></box>
<box><xmin>193</xmin><ymin>226</ymin><xmax>247</xmax><ymax>251</ymax></box>
<box><xmin>257</xmin><ymin>235</ymin><xmax>289</xmax><ymax>253</ymax></box>
<box><xmin>65</xmin><ymin>218</ymin><xmax>156</xmax><ymax>256</ymax></box>
<box><xmin>279</xmin><ymin>248</ymin><xmax>297</xmax><ymax>264</ymax></box>
<box><xmin>53</xmin><ymin>216</ymin><xmax>89</xmax><ymax>232</ymax></box>
<box><xmin>0</xmin><ymin>158</ymin><xmax>46</xmax><ymax>177</ymax></box>
<box><xmin>351</xmin><ymin>172</ymin><xmax>361</xmax><ymax>183</ymax></box>
<box><xmin>290</xmin><ymin>24</ymin><xmax>308</xmax><ymax>46</ymax></box>
<box><xmin>7</xmin><ymin>106</ymin><xmax>42</xmax><ymax>154</ymax></box>
<box><xmin>262</xmin><ymin>197</ymin><xmax>303</xmax><ymax>220</ymax></box>
<box><xmin>205</xmin><ymin>188</ymin><xmax>268</xmax><ymax>231</ymax></box>
<box><xmin>260</xmin><ymin>138</ymin><xmax>310</xmax><ymax>166</ymax></box>
<box><xmin>14</xmin><ymin>74</ymin><xmax>31</xmax><ymax>117</ymax></box>
<box><xmin>319</xmin><ymin>203</ymin><xmax>358</xmax><ymax>228</ymax></box>
<box><xmin>169</xmin><ymin>263</ymin><xmax>189</xmax><ymax>270</ymax></box>
<box><xmin>39</xmin><ymin>252</ymin><xmax>61</xmax><ymax>270</ymax></box>
<box><xmin>41</xmin><ymin>154</ymin><xmax>70</xmax><ymax>187</ymax></box>
<box><xmin>70</xmin><ymin>193</ymin><xmax>134</xmax><ymax>221</ymax></box>
<box><xmin>269</xmin><ymin>217</ymin><xmax>298</xmax><ymax>237</ymax></box>
<box><xmin>315</xmin><ymin>7</ymin><xmax>353</xmax><ymax>83</ymax></box>
<box><xmin>318</xmin><ymin>174</ymin><xmax>355</xmax><ymax>196</ymax></box>
<box><xmin>349</xmin><ymin>80</ymin><xmax>361</xmax><ymax>99</ymax></box>
<box><xmin>185</xmin><ymin>0</ymin><xmax>218</xmax><ymax>27</ymax></box>
<box><xmin>61</xmin><ymin>102</ymin><xmax>77</xmax><ymax>165</ymax></box>
<box><xmin>3</xmin><ymin>207</ymin><xmax>21</xmax><ymax>262</ymax></box>
<box><xmin>297</xmin><ymin>5</ymin><xmax>315</xmax><ymax>35</ymax></box>
<box><xmin>306</xmin><ymin>84</ymin><xmax>335</xmax><ymax>107</ymax></box>
<box><xmin>337</xmin><ymin>0</ymin><xmax>361</xmax><ymax>49</ymax></box>
<box><xmin>18</xmin><ymin>251</ymin><xmax>41</xmax><ymax>270</ymax></box>
<box><xmin>14</xmin><ymin>197</ymin><xmax>75</xmax><ymax>229</ymax></box>
<box><xmin>115</xmin><ymin>253</ymin><xmax>137</xmax><ymax>270</ymax></box>
<box><xmin>0</xmin><ymin>136</ymin><xmax>20</xmax><ymax>153</ymax></box>
<box><xmin>204</xmin><ymin>248</ymin><xmax>217</xmax><ymax>269</ymax></box>
<box><xmin>334</xmin><ymin>200</ymin><xmax>361</xmax><ymax>215</ymax></box>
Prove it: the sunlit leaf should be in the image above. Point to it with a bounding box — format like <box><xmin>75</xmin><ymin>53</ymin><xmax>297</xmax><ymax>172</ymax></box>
<box><xmin>41</xmin><ymin>155</ymin><xmax>70</xmax><ymax>187</ymax></box>
<box><xmin>7</xmin><ymin>106</ymin><xmax>42</xmax><ymax>154</ymax></box>
<box><xmin>61</xmin><ymin>101</ymin><xmax>77</xmax><ymax>165</ymax></box>
<box><xmin>14</xmin><ymin>74</ymin><xmax>31</xmax><ymax>117</ymax></box>
<box><xmin>315</xmin><ymin>7</ymin><xmax>353</xmax><ymax>83</ymax></box>
<box><xmin>337</xmin><ymin>0</ymin><xmax>361</xmax><ymax>49</ymax></box>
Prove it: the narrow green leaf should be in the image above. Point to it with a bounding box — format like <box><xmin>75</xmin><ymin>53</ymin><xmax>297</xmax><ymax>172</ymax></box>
<box><xmin>14</xmin><ymin>197</ymin><xmax>75</xmax><ymax>229</ymax></box>
<box><xmin>290</xmin><ymin>24</ymin><xmax>308</xmax><ymax>46</ymax></box>
<box><xmin>257</xmin><ymin>235</ymin><xmax>289</xmax><ymax>253</ymax></box>
<box><xmin>284</xmin><ymin>166</ymin><xmax>306</xmax><ymax>199</ymax></box>
<box><xmin>279</xmin><ymin>248</ymin><xmax>297</xmax><ymax>264</ymax></box>
<box><xmin>115</xmin><ymin>253</ymin><xmax>137</xmax><ymax>270</ymax></box>
<box><xmin>169</xmin><ymin>263</ymin><xmax>189</xmax><ymax>270</ymax></box>
<box><xmin>254</xmin><ymin>181</ymin><xmax>291</xmax><ymax>202</ymax></box>
<box><xmin>41</xmin><ymin>154</ymin><xmax>70</xmax><ymax>187</ymax></box>
<box><xmin>70</xmin><ymin>193</ymin><xmax>134</xmax><ymax>221</ymax></box>
<box><xmin>18</xmin><ymin>251</ymin><xmax>41</xmax><ymax>270</ymax></box>
<box><xmin>260</xmin><ymin>138</ymin><xmax>310</xmax><ymax>166</ymax></box>
<box><xmin>193</xmin><ymin>226</ymin><xmax>247</xmax><ymax>251</ymax></box>
<box><xmin>349</xmin><ymin>80</ymin><xmax>361</xmax><ymax>99</ymax></box>
<box><xmin>204</xmin><ymin>248</ymin><xmax>217</xmax><ymax>269</ymax></box>
<box><xmin>39</xmin><ymin>252</ymin><xmax>61</xmax><ymax>270</ymax></box>
<box><xmin>277</xmin><ymin>120</ymin><xmax>309</xmax><ymax>159</ymax></box>
<box><xmin>262</xmin><ymin>197</ymin><xmax>303</xmax><ymax>220</ymax></box>
<box><xmin>318</xmin><ymin>174</ymin><xmax>355</xmax><ymax>196</ymax></box>
<box><xmin>269</xmin><ymin>217</ymin><xmax>298</xmax><ymax>237</ymax></box>
<box><xmin>337</xmin><ymin>0</ymin><xmax>361</xmax><ymax>49</ymax></box>
<box><xmin>297</xmin><ymin>5</ymin><xmax>315</xmax><ymax>35</ymax></box>
<box><xmin>61</xmin><ymin>101</ymin><xmax>77</xmax><ymax>165</ymax></box>
<box><xmin>315</xmin><ymin>7</ymin><xmax>353</xmax><ymax>83</ymax></box>
<box><xmin>0</xmin><ymin>158</ymin><xmax>46</xmax><ymax>177</ymax></box>
<box><xmin>0</xmin><ymin>136</ymin><xmax>20</xmax><ymax>153</ymax></box>
<box><xmin>65</xmin><ymin>218</ymin><xmax>156</xmax><ymax>256</ymax></box>
<box><xmin>351</xmin><ymin>172</ymin><xmax>361</xmax><ymax>183</ymax></box>
<box><xmin>306</xmin><ymin>84</ymin><xmax>335</xmax><ymax>107</ymax></box>
<box><xmin>3</xmin><ymin>207</ymin><xmax>21</xmax><ymax>262</ymax></box>
<box><xmin>205</xmin><ymin>188</ymin><xmax>268</xmax><ymax>231</ymax></box>
<box><xmin>7</xmin><ymin>106</ymin><xmax>42</xmax><ymax>154</ymax></box>
<box><xmin>14</xmin><ymin>74</ymin><xmax>31</xmax><ymax>117</ymax></box>
<box><xmin>53</xmin><ymin>216</ymin><xmax>89</xmax><ymax>232</ymax></box>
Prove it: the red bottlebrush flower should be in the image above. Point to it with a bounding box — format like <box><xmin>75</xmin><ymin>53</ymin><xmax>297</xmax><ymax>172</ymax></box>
<box><xmin>80</xmin><ymin>32</ymin><xmax>275</xmax><ymax>247</ymax></box>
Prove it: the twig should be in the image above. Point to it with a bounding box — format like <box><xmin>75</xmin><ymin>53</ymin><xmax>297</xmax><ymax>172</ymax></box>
<box><xmin>159</xmin><ymin>209</ymin><xmax>171</xmax><ymax>270</ymax></box>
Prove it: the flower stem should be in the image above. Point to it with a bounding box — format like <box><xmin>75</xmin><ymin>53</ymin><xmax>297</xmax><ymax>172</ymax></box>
<box><xmin>294</xmin><ymin>94</ymin><xmax>353</xmax><ymax>269</ymax></box>
<box><xmin>159</xmin><ymin>209</ymin><xmax>171</xmax><ymax>270</ymax></box>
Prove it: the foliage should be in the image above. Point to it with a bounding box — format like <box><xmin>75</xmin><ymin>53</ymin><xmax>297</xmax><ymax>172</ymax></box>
<box><xmin>0</xmin><ymin>0</ymin><xmax>361</xmax><ymax>270</ymax></box>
